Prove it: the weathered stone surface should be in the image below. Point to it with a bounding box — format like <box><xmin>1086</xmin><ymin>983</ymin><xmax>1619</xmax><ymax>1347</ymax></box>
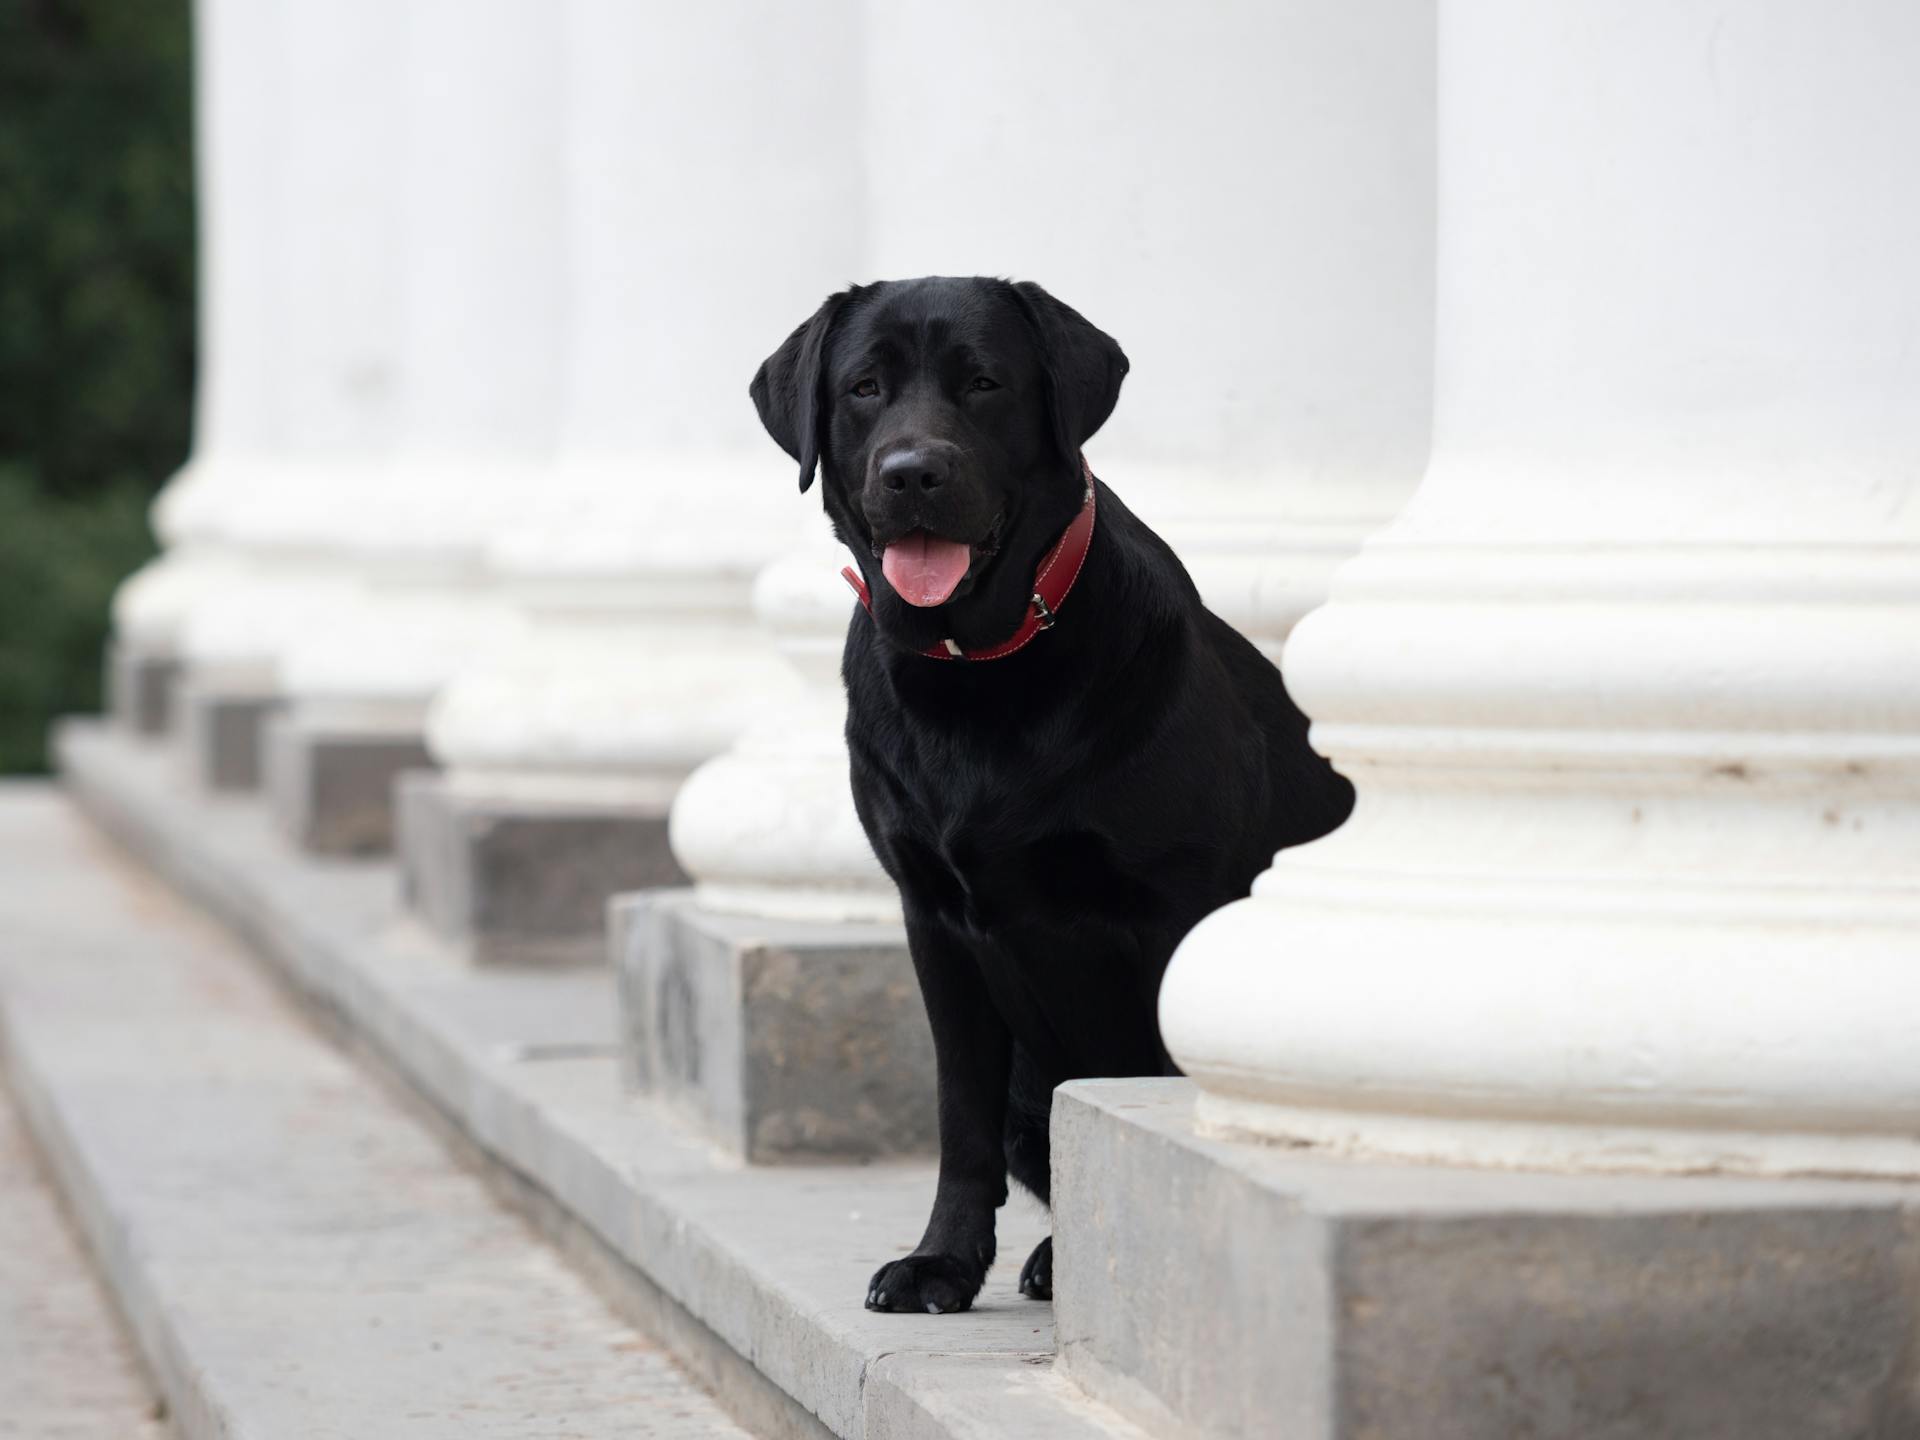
<box><xmin>105</xmin><ymin>638</ymin><xmax>178</xmax><ymax>737</ymax></box>
<box><xmin>612</xmin><ymin>890</ymin><xmax>933</xmax><ymax>1162</ymax></box>
<box><xmin>398</xmin><ymin>771</ymin><xmax>687</xmax><ymax>967</ymax></box>
<box><xmin>0</xmin><ymin>779</ymin><xmax>753</xmax><ymax>1440</ymax></box>
<box><xmin>176</xmin><ymin>678</ymin><xmax>282</xmax><ymax>792</ymax></box>
<box><xmin>56</xmin><ymin>721</ymin><xmax>1125</xmax><ymax>1440</ymax></box>
<box><xmin>1054</xmin><ymin>1077</ymin><xmax>1920</xmax><ymax>1440</ymax></box>
<box><xmin>263</xmin><ymin>709</ymin><xmax>432</xmax><ymax>855</ymax></box>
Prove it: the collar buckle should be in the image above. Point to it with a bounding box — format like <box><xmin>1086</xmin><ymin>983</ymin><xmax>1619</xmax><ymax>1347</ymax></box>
<box><xmin>1030</xmin><ymin>592</ymin><xmax>1058</xmax><ymax>630</ymax></box>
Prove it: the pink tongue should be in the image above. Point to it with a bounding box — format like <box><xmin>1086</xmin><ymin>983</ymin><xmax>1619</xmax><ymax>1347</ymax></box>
<box><xmin>882</xmin><ymin>531</ymin><xmax>973</xmax><ymax>607</ymax></box>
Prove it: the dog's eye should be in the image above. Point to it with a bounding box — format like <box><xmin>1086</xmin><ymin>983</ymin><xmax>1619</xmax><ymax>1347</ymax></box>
<box><xmin>851</xmin><ymin>378</ymin><xmax>879</xmax><ymax>398</ymax></box>
<box><xmin>969</xmin><ymin>376</ymin><xmax>999</xmax><ymax>393</ymax></box>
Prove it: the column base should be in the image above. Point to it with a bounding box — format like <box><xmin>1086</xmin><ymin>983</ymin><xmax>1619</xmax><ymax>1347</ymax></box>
<box><xmin>1054</xmin><ymin>1078</ymin><xmax>1920</xmax><ymax>1440</ymax></box>
<box><xmin>263</xmin><ymin>710</ymin><xmax>433</xmax><ymax>856</ymax></box>
<box><xmin>178</xmin><ymin>676</ymin><xmax>283</xmax><ymax>792</ymax></box>
<box><xmin>105</xmin><ymin>638</ymin><xmax>179</xmax><ymax>737</ymax></box>
<box><xmin>397</xmin><ymin>772</ymin><xmax>686</xmax><ymax>968</ymax></box>
<box><xmin>610</xmin><ymin>889</ymin><xmax>933</xmax><ymax>1163</ymax></box>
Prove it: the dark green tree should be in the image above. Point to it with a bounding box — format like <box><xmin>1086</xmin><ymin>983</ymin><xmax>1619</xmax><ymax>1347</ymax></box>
<box><xmin>0</xmin><ymin>0</ymin><xmax>195</xmax><ymax>772</ymax></box>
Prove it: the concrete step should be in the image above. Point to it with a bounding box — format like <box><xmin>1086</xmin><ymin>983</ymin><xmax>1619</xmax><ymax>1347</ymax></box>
<box><xmin>0</xmin><ymin>779</ymin><xmax>759</xmax><ymax>1440</ymax></box>
<box><xmin>0</xmin><ymin>1074</ymin><xmax>170</xmax><ymax>1439</ymax></box>
<box><xmin>55</xmin><ymin>722</ymin><xmax>1149</xmax><ymax>1440</ymax></box>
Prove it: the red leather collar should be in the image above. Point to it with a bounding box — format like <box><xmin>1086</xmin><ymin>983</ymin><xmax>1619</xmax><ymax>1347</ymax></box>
<box><xmin>842</xmin><ymin>456</ymin><xmax>1098</xmax><ymax>661</ymax></box>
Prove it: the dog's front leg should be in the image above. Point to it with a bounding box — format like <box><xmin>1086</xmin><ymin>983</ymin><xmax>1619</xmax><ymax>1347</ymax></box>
<box><xmin>866</xmin><ymin>917</ymin><xmax>1010</xmax><ymax>1314</ymax></box>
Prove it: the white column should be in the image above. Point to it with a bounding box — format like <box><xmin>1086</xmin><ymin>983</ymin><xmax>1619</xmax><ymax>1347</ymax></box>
<box><xmin>419</xmin><ymin>0</ymin><xmax>863</xmax><ymax>802</ymax></box>
<box><xmin>110</xmin><ymin>0</ymin><xmax>281</xmax><ymax>687</ymax></box>
<box><xmin>422</xmin><ymin>0</ymin><xmax>864</xmax><ymax>806</ymax></box>
<box><xmin>1161</xmin><ymin>0</ymin><xmax>1920</xmax><ymax>1177</ymax></box>
<box><xmin>858</xmin><ymin>0</ymin><xmax>1434</xmax><ymax>654</ymax></box>
<box><xmin>169</xmin><ymin>0</ymin><xmax>406</xmax><ymax>694</ymax></box>
<box><xmin>276</xmin><ymin>0</ymin><xmax>566</xmax><ymax>732</ymax></box>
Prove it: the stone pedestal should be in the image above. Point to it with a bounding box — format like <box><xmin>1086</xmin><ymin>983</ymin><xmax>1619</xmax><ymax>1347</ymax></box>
<box><xmin>610</xmin><ymin>890</ymin><xmax>932</xmax><ymax>1163</ymax></box>
<box><xmin>263</xmin><ymin>708</ymin><xmax>432</xmax><ymax>856</ymax></box>
<box><xmin>621</xmin><ymin>545</ymin><xmax>917</xmax><ymax>1162</ymax></box>
<box><xmin>104</xmin><ymin>639</ymin><xmax>178</xmax><ymax>738</ymax></box>
<box><xmin>398</xmin><ymin>772</ymin><xmax>685</xmax><ymax>969</ymax></box>
<box><xmin>272</xmin><ymin>566</ymin><xmax>524</xmax><ymax>858</ymax></box>
<box><xmin>1054</xmin><ymin>1080</ymin><xmax>1920</xmax><ymax>1440</ymax></box>
<box><xmin>415</xmin><ymin>604</ymin><xmax>800</xmax><ymax>958</ymax></box>
<box><xmin>176</xmin><ymin>673</ymin><xmax>282</xmax><ymax>793</ymax></box>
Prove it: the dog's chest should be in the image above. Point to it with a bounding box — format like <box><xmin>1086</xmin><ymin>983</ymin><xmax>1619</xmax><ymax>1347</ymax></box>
<box><xmin>875</xmin><ymin>754</ymin><xmax>1124</xmax><ymax>931</ymax></box>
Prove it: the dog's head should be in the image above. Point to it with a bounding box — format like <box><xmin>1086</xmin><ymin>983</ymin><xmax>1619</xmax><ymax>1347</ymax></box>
<box><xmin>751</xmin><ymin>277</ymin><xmax>1128</xmax><ymax>651</ymax></box>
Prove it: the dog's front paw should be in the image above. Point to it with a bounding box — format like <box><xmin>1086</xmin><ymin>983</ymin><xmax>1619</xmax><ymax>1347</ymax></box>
<box><xmin>866</xmin><ymin>1253</ymin><xmax>983</xmax><ymax>1314</ymax></box>
<box><xmin>1017</xmin><ymin>1236</ymin><xmax>1052</xmax><ymax>1300</ymax></box>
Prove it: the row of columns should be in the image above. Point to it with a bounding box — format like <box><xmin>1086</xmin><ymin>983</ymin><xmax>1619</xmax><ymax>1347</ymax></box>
<box><xmin>116</xmin><ymin>0</ymin><xmax>1436</xmax><ymax>931</ymax></box>
<box><xmin>127</xmin><ymin>0</ymin><xmax>1920</xmax><ymax>1184</ymax></box>
<box><xmin>108</xmin><ymin>0</ymin><xmax>1920</xmax><ymax>1429</ymax></box>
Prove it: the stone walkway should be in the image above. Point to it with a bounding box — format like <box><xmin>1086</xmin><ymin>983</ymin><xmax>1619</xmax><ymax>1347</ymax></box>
<box><xmin>0</xmin><ymin>780</ymin><xmax>757</xmax><ymax>1439</ymax></box>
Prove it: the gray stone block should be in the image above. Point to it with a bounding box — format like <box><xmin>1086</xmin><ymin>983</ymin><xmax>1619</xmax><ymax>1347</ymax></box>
<box><xmin>104</xmin><ymin>638</ymin><xmax>178</xmax><ymax>737</ymax></box>
<box><xmin>263</xmin><ymin>709</ymin><xmax>432</xmax><ymax>855</ymax></box>
<box><xmin>177</xmin><ymin>678</ymin><xmax>282</xmax><ymax>791</ymax></box>
<box><xmin>611</xmin><ymin>889</ymin><xmax>935</xmax><ymax>1163</ymax></box>
<box><xmin>399</xmin><ymin>771</ymin><xmax>687</xmax><ymax>967</ymax></box>
<box><xmin>1053</xmin><ymin>1077</ymin><xmax>1920</xmax><ymax>1440</ymax></box>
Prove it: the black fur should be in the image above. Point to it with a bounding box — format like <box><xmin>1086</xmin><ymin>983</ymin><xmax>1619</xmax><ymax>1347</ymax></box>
<box><xmin>751</xmin><ymin>277</ymin><xmax>1353</xmax><ymax>1314</ymax></box>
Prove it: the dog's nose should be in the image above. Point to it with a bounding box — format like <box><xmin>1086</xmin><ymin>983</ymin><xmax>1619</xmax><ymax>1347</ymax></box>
<box><xmin>878</xmin><ymin>449</ymin><xmax>949</xmax><ymax>494</ymax></box>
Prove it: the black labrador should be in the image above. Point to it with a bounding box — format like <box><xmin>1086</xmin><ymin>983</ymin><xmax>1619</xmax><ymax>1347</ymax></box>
<box><xmin>750</xmin><ymin>276</ymin><xmax>1354</xmax><ymax>1314</ymax></box>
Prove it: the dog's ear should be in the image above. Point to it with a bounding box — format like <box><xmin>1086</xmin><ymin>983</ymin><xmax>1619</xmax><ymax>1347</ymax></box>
<box><xmin>751</xmin><ymin>290</ymin><xmax>849</xmax><ymax>493</ymax></box>
<box><xmin>1012</xmin><ymin>281</ymin><xmax>1130</xmax><ymax>460</ymax></box>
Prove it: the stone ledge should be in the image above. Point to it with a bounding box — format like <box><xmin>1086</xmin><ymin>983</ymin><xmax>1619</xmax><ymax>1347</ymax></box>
<box><xmin>1054</xmin><ymin>1077</ymin><xmax>1920</xmax><ymax>1440</ymax></box>
<box><xmin>55</xmin><ymin>720</ymin><xmax>1139</xmax><ymax>1440</ymax></box>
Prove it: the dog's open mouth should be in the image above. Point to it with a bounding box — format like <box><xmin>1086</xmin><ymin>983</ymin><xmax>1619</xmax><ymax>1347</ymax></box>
<box><xmin>877</xmin><ymin>516</ymin><xmax>1004</xmax><ymax>608</ymax></box>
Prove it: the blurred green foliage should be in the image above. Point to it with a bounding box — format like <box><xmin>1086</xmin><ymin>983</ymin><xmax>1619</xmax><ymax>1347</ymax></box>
<box><xmin>0</xmin><ymin>0</ymin><xmax>195</xmax><ymax>772</ymax></box>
